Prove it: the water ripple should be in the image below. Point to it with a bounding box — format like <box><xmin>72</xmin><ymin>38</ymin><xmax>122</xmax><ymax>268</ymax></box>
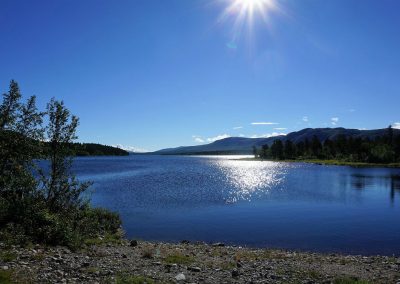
<box><xmin>212</xmin><ymin>159</ymin><xmax>288</xmax><ymax>203</ymax></box>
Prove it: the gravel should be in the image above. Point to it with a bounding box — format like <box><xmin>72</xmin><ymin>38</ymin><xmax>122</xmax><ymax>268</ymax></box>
<box><xmin>1</xmin><ymin>240</ymin><xmax>399</xmax><ymax>283</ymax></box>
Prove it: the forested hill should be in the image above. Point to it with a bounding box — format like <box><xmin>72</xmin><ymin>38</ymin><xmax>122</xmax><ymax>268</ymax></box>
<box><xmin>0</xmin><ymin>130</ymin><xmax>129</xmax><ymax>156</ymax></box>
<box><xmin>66</xmin><ymin>143</ymin><xmax>129</xmax><ymax>156</ymax></box>
<box><xmin>155</xmin><ymin>127</ymin><xmax>400</xmax><ymax>155</ymax></box>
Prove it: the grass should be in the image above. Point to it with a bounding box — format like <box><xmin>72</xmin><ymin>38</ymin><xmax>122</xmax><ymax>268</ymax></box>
<box><xmin>115</xmin><ymin>274</ymin><xmax>155</xmax><ymax>284</ymax></box>
<box><xmin>164</xmin><ymin>253</ymin><xmax>194</xmax><ymax>265</ymax></box>
<box><xmin>85</xmin><ymin>266</ymin><xmax>100</xmax><ymax>274</ymax></box>
<box><xmin>234</xmin><ymin>250</ymin><xmax>258</xmax><ymax>261</ymax></box>
<box><xmin>298</xmin><ymin>159</ymin><xmax>400</xmax><ymax>168</ymax></box>
<box><xmin>141</xmin><ymin>247</ymin><xmax>154</xmax><ymax>259</ymax></box>
<box><xmin>219</xmin><ymin>261</ymin><xmax>236</xmax><ymax>270</ymax></box>
<box><xmin>305</xmin><ymin>269</ymin><xmax>322</xmax><ymax>279</ymax></box>
<box><xmin>333</xmin><ymin>276</ymin><xmax>370</xmax><ymax>284</ymax></box>
<box><xmin>0</xmin><ymin>270</ymin><xmax>14</xmax><ymax>284</ymax></box>
<box><xmin>235</xmin><ymin>249</ymin><xmax>292</xmax><ymax>262</ymax></box>
<box><xmin>239</xmin><ymin>157</ymin><xmax>400</xmax><ymax>168</ymax></box>
<box><xmin>0</xmin><ymin>251</ymin><xmax>17</xmax><ymax>262</ymax></box>
<box><xmin>84</xmin><ymin>232</ymin><xmax>123</xmax><ymax>246</ymax></box>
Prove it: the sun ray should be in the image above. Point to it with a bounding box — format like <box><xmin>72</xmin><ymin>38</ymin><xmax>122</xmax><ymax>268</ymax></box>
<box><xmin>218</xmin><ymin>0</ymin><xmax>282</xmax><ymax>47</ymax></box>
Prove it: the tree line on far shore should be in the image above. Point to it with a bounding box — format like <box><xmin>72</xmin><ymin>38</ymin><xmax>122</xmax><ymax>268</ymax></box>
<box><xmin>255</xmin><ymin>127</ymin><xmax>400</xmax><ymax>164</ymax></box>
<box><xmin>52</xmin><ymin>142</ymin><xmax>129</xmax><ymax>157</ymax></box>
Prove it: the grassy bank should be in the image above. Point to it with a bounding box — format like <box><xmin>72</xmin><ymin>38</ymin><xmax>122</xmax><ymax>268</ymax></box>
<box><xmin>238</xmin><ymin>157</ymin><xmax>400</xmax><ymax>168</ymax></box>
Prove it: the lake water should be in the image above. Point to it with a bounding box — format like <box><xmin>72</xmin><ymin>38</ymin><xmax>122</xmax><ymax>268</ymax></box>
<box><xmin>72</xmin><ymin>155</ymin><xmax>400</xmax><ymax>255</ymax></box>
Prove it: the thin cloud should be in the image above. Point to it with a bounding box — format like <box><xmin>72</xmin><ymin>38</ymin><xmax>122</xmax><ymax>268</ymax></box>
<box><xmin>302</xmin><ymin>116</ymin><xmax>309</xmax><ymax>122</ymax></box>
<box><xmin>233</xmin><ymin>126</ymin><xmax>243</xmax><ymax>129</ymax></box>
<box><xmin>392</xmin><ymin>122</ymin><xmax>400</xmax><ymax>129</ymax></box>
<box><xmin>251</xmin><ymin>122</ymin><xmax>279</xmax><ymax>125</ymax></box>
<box><xmin>250</xmin><ymin>132</ymin><xmax>286</xmax><ymax>138</ymax></box>
<box><xmin>207</xmin><ymin>134</ymin><xmax>231</xmax><ymax>142</ymax></box>
<box><xmin>331</xmin><ymin>117</ymin><xmax>339</xmax><ymax>125</ymax></box>
<box><xmin>192</xmin><ymin>135</ymin><xmax>205</xmax><ymax>143</ymax></box>
<box><xmin>274</xmin><ymin>127</ymin><xmax>287</xmax><ymax>130</ymax></box>
<box><xmin>114</xmin><ymin>144</ymin><xmax>148</xmax><ymax>153</ymax></box>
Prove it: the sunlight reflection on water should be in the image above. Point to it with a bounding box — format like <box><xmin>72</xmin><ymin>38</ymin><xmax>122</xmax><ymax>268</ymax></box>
<box><xmin>213</xmin><ymin>158</ymin><xmax>288</xmax><ymax>203</ymax></box>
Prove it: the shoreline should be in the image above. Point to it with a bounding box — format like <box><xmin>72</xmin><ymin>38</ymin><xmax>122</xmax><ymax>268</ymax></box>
<box><xmin>1</xmin><ymin>240</ymin><xmax>399</xmax><ymax>283</ymax></box>
<box><xmin>235</xmin><ymin>158</ymin><xmax>400</xmax><ymax>168</ymax></box>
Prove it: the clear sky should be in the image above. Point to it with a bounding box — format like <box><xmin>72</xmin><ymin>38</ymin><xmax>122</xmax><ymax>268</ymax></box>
<box><xmin>1</xmin><ymin>0</ymin><xmax>399</xmax><ymax>151</ymax></box>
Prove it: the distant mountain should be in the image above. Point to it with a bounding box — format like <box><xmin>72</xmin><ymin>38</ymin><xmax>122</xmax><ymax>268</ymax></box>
<box><xmin>154</xmin><ymin>127</ymin><xmax>400</xmax><ymax>155</ymax></box>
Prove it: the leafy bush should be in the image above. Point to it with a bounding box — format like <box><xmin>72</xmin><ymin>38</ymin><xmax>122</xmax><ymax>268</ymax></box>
<box><xmin>0</xmin><ymin>80</ymin><xmax>122</xmax><ymax>249</ymax></box>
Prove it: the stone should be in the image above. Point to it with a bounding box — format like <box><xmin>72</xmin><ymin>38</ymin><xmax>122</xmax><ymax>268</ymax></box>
<box><xmin>181</xmin><ymin>240</ymin><xmax>190</xmax><ymax>244</ymax></box>
<box><xmin>82</xmin><ymin>262</ymin><xmax>90</xmax><ymax>267</ymax></box>
<box><xmin>2</xmin><ymin>266</ymin><xmax>9</xmax><ymax>270</ymax></box>
<box><xmin>130</xmin><ymin>240</ymin><xmax>138</xmax><ymax>247</ymax></box>
<box><xmin>175</xmin><ymin>273</ymin><xmax>186</xmax><ymax>281</ymax></box>
<box><xmin>212</xmin><ymin>242</ymin><xmax>225</xmax><ymax>247</ymax></box>
<box><xmin>232</xmin><ymin>269</ymin><xmax>240</xmax><ymax>277</ymax></box>
<box><xmin>188</xmin><ymin>267</ymin><xmax>201</xmax><ymax>272</ymax></box>
<box><xmin>270</xmin><ymin>275</ymin><xmax>282</xmax><ymax>280</ymax></box>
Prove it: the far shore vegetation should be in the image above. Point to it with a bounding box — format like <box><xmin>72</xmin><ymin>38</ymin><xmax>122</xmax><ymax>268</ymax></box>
<box><xmin>251</xmin><ymin>127</ymin><xmax>400</xmax><ymax>167</ymax></box>
<box><xmin>47</xmin><ymin>142</ymin><xmax>129</xmax><ymax>157</ymax></box>
<box><xmin>0</xmin><ymin>80</ymin><xmax>122</xmax><ymax>249</ymax></box>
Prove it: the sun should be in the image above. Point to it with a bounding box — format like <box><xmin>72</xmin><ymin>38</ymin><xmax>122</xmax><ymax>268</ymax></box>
<box><xmin>218</xmin><ymin>0</ymin><xmax>281</xmax><ymax>45</ymax></box>
<box><xmin>220</xmin><ymin>0</ymin><xmax>279</xmax><ymax>24</ymax></box>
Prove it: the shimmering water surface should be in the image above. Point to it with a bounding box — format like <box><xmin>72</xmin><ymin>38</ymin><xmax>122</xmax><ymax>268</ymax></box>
<box><xmin>72</xmin><ymin>155</ymin><xmax>400</xmax><ymax>255</ymax></box>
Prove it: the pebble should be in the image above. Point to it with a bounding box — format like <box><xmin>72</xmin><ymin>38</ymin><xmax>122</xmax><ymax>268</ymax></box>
<box><xmin>1</xmin><ymin>241</ymin><xmax>397</xmax><ymax>283</ymax></box>
<box><xmin>232</xmin><ymin>269</ymin><xmax>240</xmax><ymax>277</ymax></box>
<box><xmin>175</xmin><ymin>273</ymin><xmax>186</xmax><ymax>281</ymax></box>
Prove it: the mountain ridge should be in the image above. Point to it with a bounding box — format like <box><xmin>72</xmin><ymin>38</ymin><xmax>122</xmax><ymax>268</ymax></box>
<box><xmin>154</xmin><ymin>127</ymin><xmax>400</xmax><ymax>155</ymax></box>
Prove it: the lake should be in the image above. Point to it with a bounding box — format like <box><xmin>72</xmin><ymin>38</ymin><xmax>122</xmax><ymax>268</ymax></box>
<box><xmin>72</xmin><ymin>155</ymin><xmax>400</xmax><ymax>255</ymax></box>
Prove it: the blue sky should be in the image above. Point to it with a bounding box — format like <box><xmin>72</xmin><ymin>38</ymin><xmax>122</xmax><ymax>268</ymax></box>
<box><xmin>1</xmin><ymin>0</ymin><xmax>399</xmax><ymax>151</ymax></box>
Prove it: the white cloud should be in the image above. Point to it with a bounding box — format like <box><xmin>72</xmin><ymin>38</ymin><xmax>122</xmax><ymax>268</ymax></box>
<box><xmin>251</xmin><ymin>122</ymin><xmax>279</xmax><ymax>125</ymax></box>
<box><xmin>192</xmin><ymin>135</ymin><xmax>205</xmax><ymax>143</ymax></box>
<box><xmin>250</xmin><ymin>132</ymin><xmax>286</xmax><ymax>139</ymax></box>
<box><xmin>274</xmin><ymin>127</ymin><xmax>287</xmax><ymax>130</ymax></box>
<box><xmin>392</xmin><ymin>122</ymin><xmax>400</xmax><ymax>129</ymax></box>
<box><xmin>348</xmin><ymin>109</ymin><xmax>356</xmax><ymax>113</ymax></box>
<box><xmin>113</xmin><ymin>144</ymin><xmax>148</xmax><ymax>153</ymax></box>
<box><xmin>331</xmin><ymin>117</ymin><xmax>339</xmax><ymax>125</ymax></box>
<box><xmin>207</xmin><ymin>134</ymin><xmax>231</xmax><ymax>142</ymax></box>
<box><xmin>302</xmin><ymin>116</ymin><xmax>309</xmax><ymax>122</ymax></box>
<box><xmin>233</xmin><ymin>126</ymin><xmax>243</xmax><ymax>129</ymax></box>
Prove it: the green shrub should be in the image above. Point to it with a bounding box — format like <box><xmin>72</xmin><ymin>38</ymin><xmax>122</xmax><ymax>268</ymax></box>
<box><xmin>164</xmin><ymin>253</ymin><xmax>194</xmax><ymax>265</ymax></box>
<box><xmin>0</xmin><ymin>270</ymin><xmax>14</xmax><ymax>284</ymax></box>
<box><xmin>0</xmin><ymin>81</ymin><xmax>122</xmax><ymax>250</ymax></box>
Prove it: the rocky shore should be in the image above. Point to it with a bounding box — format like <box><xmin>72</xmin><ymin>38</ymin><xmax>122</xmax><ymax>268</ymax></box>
<box><xmin>1</xmin><ymin>240</ymin><xmax>399</xmax><ymax>283</ymax></box>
